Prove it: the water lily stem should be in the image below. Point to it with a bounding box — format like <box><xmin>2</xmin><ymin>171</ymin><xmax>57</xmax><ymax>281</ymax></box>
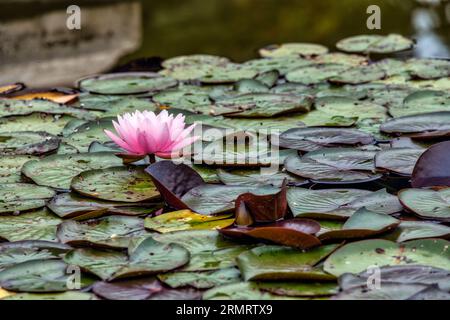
<box><xmin>149</xmin><ymin>154</ymin><xmax>156</xmax><ymax>164</ymax></box>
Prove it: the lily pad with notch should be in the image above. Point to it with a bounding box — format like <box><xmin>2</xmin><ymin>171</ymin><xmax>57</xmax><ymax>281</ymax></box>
<box><xmin>336</xmin><ymin>34</ymin><xmax>414</xmax><ymax>54</ymax></box>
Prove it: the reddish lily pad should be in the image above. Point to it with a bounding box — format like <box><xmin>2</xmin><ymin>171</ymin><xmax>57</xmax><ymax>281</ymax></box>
<box><xmin>411</xmin><ymin>141</ymin><xmax>450</xmax><ymax>188</ymax></box>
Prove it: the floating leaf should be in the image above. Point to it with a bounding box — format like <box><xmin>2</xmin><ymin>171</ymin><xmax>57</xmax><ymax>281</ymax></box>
<box><xmin>237</xmin><ymin>244</ymin><xmax>339</xmax><ymax>281</ymax></box>
<box><xmin>259</xmin><ymin>43</ymin><xmax>328</xmax><ymax>58</ymax></box>
<box><xmin>411</xmin><ymin>141</ymin><xmax>450</xmax><ymax>188</ymax></box>
<box><xmin>0</xmin><ymin>155</ymin><xmax>37</xmax><ymax>183</ymax></box>
<box><xmin>158</xmin><ymin>268</ymin><xmax>241</xmax><ymax>289</ymax></box>
<box><xmin>323</xmin><ymin>239</ymin><xmax>450</xmax><ymax>277</ymax></box>
<box><xmin>0</xmin><ymin>131</ymin><xmax>59</xmax><ymax>155</ymax></box>
<box><xmin>78</xmin><ymin>72</ymin><xmax>177</xmax><ymax>95</ymax></box>
<box><xmin>0</xmin><ymin>114</ymin><xmax>75</xmax><ymax>136</ymax></box>
<box><xmin>203</xmin><ymin>282</ymin><xmax>281</xmax><ymax>300</ymax></box>
<box><xmin>375</xmin><ymin>148</ymin><xmax>424</xmax><ymax>176</ymax></box>
<box><xmin>286</xmin><ymin>64</ymin><xmax>350</xmax><ymax>85</ymax></box>
<box><xmin>336</xmin><ymin>34</ymin><xmax>413</xmax><ymax>54</ymax></box>
<box><xmin>0</xmin><ymin>83</ymin><xmax>24</xmax><ymax>95</ymax></box>
<box><xmin>22</xmin><ymin>152</ymin><xmax>123</xmax><ymax>190</ymax></box>
<box><xmin>407</xmin><ymin>58</ymin><xmax>450</xmax><ymax>80</ymax></box>
<box><xmin>217</xmin><ymin>168</ymin><xmax>307</xmax><ymax>187</ymax></box>
<box><xmin>329</xmin><ymin>64</ymin><xmax>385</xmax><ymax>85</ymax></box>
<box><xmin>0</xmin><ymin>183</ymin><xmax>55</xmax><ymax>214</ymax></box>
<box><xmin>71</xmin><ymin>166</ymin><xmax>160</xmax><ymax>203</ymax></box>
<box><xmin>398</xmin><ymin>188</ymin><xmax>450</xmax><ymax>222</ymax></box>
<box><xmin>386</xmin><ymin>221</ymin><xmax>450</xmax><ymax>242</ymax></box>
<box><xmin>381</xmin><ymin>112</ymin><xmax>450</xmax><ymax>134</ymax></box>
<box><xmin>3</xmin><ymin>292</ymin><xmax>98</xmax><ymax>300</ymax></box>
<box><xmin>57</xmin><ymin>215</ymin><xmax>148</xmax><ymax>249</ymax></box>
<box><xmin>64</xmin><ymin>237</ymin><xmax>189</xmax><ymax>280</ymax></box>
<box><xmin>389</xmin><ymin>90</ymin><xmax>450</xmax><ymax>117</ymax></box>
<box><xmin>144</xmin><ymin>210</ymin><xmax>234</xmax><ymax>233</ymax></box>
<box><xmin>257</xmin><ymin>281</ymin><xmax>338</xmax><ymax>297</ymax></box>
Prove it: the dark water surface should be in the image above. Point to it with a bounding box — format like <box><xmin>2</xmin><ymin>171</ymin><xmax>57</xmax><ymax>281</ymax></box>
<box><xmin>0</xmin><ymin>0</ymin><xmax>449</xmax><ymax>85</ymax></box>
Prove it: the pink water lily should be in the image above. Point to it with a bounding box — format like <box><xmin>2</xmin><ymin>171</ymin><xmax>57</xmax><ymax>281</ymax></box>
<box><xmin>104</xmin><ymin>110</ymin><xmax>199</xmax><ymax>159</ymax></box>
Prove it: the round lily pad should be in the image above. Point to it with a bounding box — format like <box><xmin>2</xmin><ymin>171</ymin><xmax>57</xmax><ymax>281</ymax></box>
<box><xmin>78</xmin><ymin>72</ymin><xmax>177</xmax><ymax>95</ymax></box>
<box><xmin>243</xmin><ymin>57</ymin><xmax>312</xmax><ymax>75</ymax></box>
<box><xmin>64</xmin><ymin>237</ymin><xmax>190</xmax><ymax>280</ymax></box>
<box><xmin>375</xmin><ymin>148</ymin><xmax>424</xmax><ymax>176</ymax></box>
<box><xmin>323</xmin><ymin>239</ymin><xmax>450</xmax><ymax>277</ymax></box>
<box><xmin>0</xmin><ymin>259</ymin><xmax>94</xmax><ymax>292</ymax></box>
<box><xmin>0</xmin><ymin>155</ymin><xmax>37</xmax><ymax>183</ymax></box>
<box><xmin>390</xmin><ymin>90</ymin><xmax>450</xmax><ymax>117</ymax></box>
<box><xmin>407</xmin><ymin>58</ymin><xmax>450</xmax><ymax>80</ymax></box>
<box><xmin>0</xmin><ymin>114</ymin><xmax>75</xmax><ymax>136</ymax></box>
<box><xmin>286</xmin><ymin>63</ymin><xmax>350</xmax><ymax>85</ymax></box>
<box><xmin>398</xmin><ymin>188</ymin><xmax>450</xmax><ymax>222</ymax></box>
<box><xmin>284</xmin><ymin>148</ymin><xmax>381</xmax><ymax>184</ymax></box>
<box><xmin>278</xmin><ymin>127</ymin><xmax>374</xmax><ymax>152</ymax></box>
<box><xmin>329</xmin><ymin>64</ymin><xmax>386</xmax><ymax>85</ymax></box>
<box><xmin>387</xmin><ymin>221</ymin><xmax>450</xmax><ymax>242</ymax></box>
<box><xmin>71</xmin><ymin>166</ymin><xmax>160</xmax><ymax>203</ymax></box>
<box><xmin>287</xmin><ymin>188</ymin><xmax>402</xmax><ymax>219</ymax></box>
<box><xmin>236</xmin><ymin>244</ymin><xmax>339</xmax><ymax>281</ymax></box>
<box><xmin>0</xmin><ymin>131</ymin><xmax>59</xmax><ymax>155</ymax></box>
<box><xmin>158</xmin><ymin>268</ymin><xmax>240</xmax><ymax>289</ymax></box>
<box><xmin>259</xmin><ymin>43</ymin><xmax>328</xmax><ymax>58</ymax></box>
<box><xmin>217</xmin><ymin>168</ymin><xmax>307</xmax><ymax>187</ymax></box>
<box><xmin>22</xmin><ymin>152</ymin><xmax>123</xmax><ymax>190</ymax></box>
<box><xmin>199</xmin><ymin>64</ymin><xmax>258</xmax><ymax>84</ymax></box>
<box><xmin>381</xmin><ymin>112</ymin><xmax>450</xmax><ymax>134</ymax></box>
<box><xmin>57</xmin><ymin>215</ymin><xmax>148</xmax><ymax>249</ymax></box>
<box><xmin>0</xmin><ymin>209</ymin><xmax>62</xmax><ymax>242</ymax></box>
<box><xmin>0</xmin><ymin>183</ymin><xmax>55</xmax><ymax>214</ymax></box>
<box><xmin>162</xmin><ymin>54</ymin><xmax>230</xmax><ymax>69</ymax></box>
<box><xmin>336</xmin><ymin>34</ymin><xmax>414</xmax><ymax>54</ymax></box>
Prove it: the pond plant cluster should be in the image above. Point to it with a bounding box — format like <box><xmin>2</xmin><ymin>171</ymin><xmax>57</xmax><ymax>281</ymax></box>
<box><xmin>0</xmin><ymin>34</ymin><xmax>449</xmax><ymax>300</ymax></box>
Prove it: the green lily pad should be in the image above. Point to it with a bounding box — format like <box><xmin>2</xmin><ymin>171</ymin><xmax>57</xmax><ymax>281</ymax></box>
<box><xmin>336</xmin><ymin>34</ymin><xmax>413</xmax><ymax>54</ymax></box>
<box><xmin>57</xmin><ymin>215</ymin><xmax>148</xmax><ymax>249</ymax></box>
<box><xmin>407</xmin><ymin>58</ymin><xmax>450</xmax><ymax>80</ymax></box>
<box><xmin>314</xmin><ymin>96</ymin><xmax>388</xmax><ymax>120</ymax></box>
<box><xmin>78</xmin><ymin>72</ymin><xmax>177</xmax><ymax>95</ymax></box>
<box><xmin>0</xmin><ymin>113</ymin><xmax>75</xmax><ymax>135</ymax></box>
<box><xmin>256</xmin><ymin>281</ymin><xmax>338</xmax><ymax>297</ymax></box>
<box><xmin>284</xmin><ymin>148</ymin><xmax>381</xmax><ymax>184</ymax></box>
<box><xmin>375</xmin><ymin>148</ymin><xmax>424</xmax><ymax>176</ymax></box>
<box><xmin>317</xmin><ymin>208</ymin><xmax>399</xmax><ymax>242</ymax></box>
<box><xmin>237</xmin><ymin>244</ymin><xmax>339</xmax><ymax>281</ymax></box>
<box><xmin>64</xmin><ymin>237</ymin><xmax>190</xmax><ymax>280</ymax></box>
<box><xmin>217</xmin><ymin>168</ymin><xmax>307</xmax><ymax>187</ymax></box>
<box><xmin>162</xmin><ymin>54</ymin><xmax>230</xmax><ymax>69</ymax></box>
<box><xmin>386</xmin><ymin>221</ymin><xmax>450</xmax><ymax>242</ymax></box>
<box><xmin>286</xmin><ymin>64</ymin><xmax>350</xmax><ymax>85</ymax></box>
<box><xmin>0</xmin><ymin>155</ymin><xmax>37</xmax><ymax>183</ymax></box>
<box><xmin>389</xmin><ymin>90</ymin><xmax>450</xmax><ymax>117</ymax></box>
<box><xmin>0</xmin><ymin>131</ymin><xmax>59</xmax><ymax>155</ymax></box>
<box><xmin>255</xmin><ymin>70</ymin><xmax>279</xmax><ymax>88</ymax></box>
<box><xmin>0</xmin><ymin>209</ymin><xmax>62</xmax><ymax>242</ymax></box>
<box><xmin>381</xmin><ymin>111</ymin><xmax>450</xmax><ymax>134</ymax></box>
<box><xmin>234</xmin><ymin>79</ymin><xmax>269</xmax><ymax>94</ymax></box>
<box><xmin>203</xmin><ymin>282</ymin><xmax>282</xmax><ymax>300</ymax></box>
<box><xmin>329</xmin><ymin>64</ymin><xmax>386</xmax><ymax>85</ymax></box>
<box><xmin>216</xmin><ymin>93</ymin><xmax>312</xmax><ymax>118</ymax></box>
<box><xmin>259</xmin><ymin>43</ymin><xmax>328</xmax><ymax>58</ymax></box>
<box><xmin>287</xmin><ymin>188</ymin><xmax>401</xmax><ymax>219</ymax></box>
<box><xmin>22</xmin><ymin>152</ymin><xmax>123</xmax><ymax>190</ymax></box>
<box><xmin>48</xmin><ymin>193</ymin><xmax>159</xmax><ymax>220</ymax></box>
<box><xmin>2</xmin><ymin>291</ymin><xmax>98</xmax><ymax>300</ymax></box>
<box><xmin>199</xmin><ymin>64</ymin><xmax>258</xmax><ymax>84</ymax></box>
<box><xmin>158</xmin><ymin>267</ymin><xmax>241</xmax><ymax>289</ymax></box>
<box><xmin>0</xmin><ymin>259</ymin><xmax>95</xmax><ymax>292</ymax></box>
<box><xmin>278</xmin><ymin>127</ymin><xmax>374</xmax><ymax>152</ymax></box>
<box><xmin>0</xmin><ymin>241</ymin><xmax>70</xmax><ymax>271</ymax></box>
<box><xmin>152</xmin><ymin>86</ymin><xmax>212</xmax><ymax>110</ymax></box>
<box><xmin>398</xmin><ymin>188</ymin><xmax>450</xmax><ymax>222</ymax></box>
<box><xmin>0</xmin><ymin>183</ymin><xmax>55</xmax><ymax>214</ymax></box>
<box><xmin>144</xmin><ymin>210</ymin><xmax>234</xmax><ymax>233</ymax></box>
<box><xmin>312</xmin><ymin>52</ymin><xmax>368</xmax><ymax>66</ymax></box>
<box><xmin>323</xmin><ymin>239</ymin><xmax>450</xmax><ymax>277</ymax></box>
<box><xmin>78</xmin><ymin>93</ymin><xmax>157</xmax><ymax>113</ymax></box>
<box><xmin>71</xmin><ymin>166</ymin><xmax>160</xmax><ymax>203</ymax></box>
<box><xmin>243</xmin><ymin>57</ymin><xmax>312</xmax><ymax>75</ymax></box>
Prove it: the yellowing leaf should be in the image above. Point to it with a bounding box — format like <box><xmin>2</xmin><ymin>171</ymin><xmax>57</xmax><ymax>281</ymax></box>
<box><xmin>144</xmin><ymin>210</ymin><xmax>235</xmax><ymax>233</ymax></box>
<box><xmin>0</xmin><ymin>287</ymin><xmax>15</xmax><ymax>299</ymax></box>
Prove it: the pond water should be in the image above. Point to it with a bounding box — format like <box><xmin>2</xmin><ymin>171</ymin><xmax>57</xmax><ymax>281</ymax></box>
<box><xmin>0</xmin><ymin>0</ymin><xmax>449</xmax><ymax>86</ymax></box>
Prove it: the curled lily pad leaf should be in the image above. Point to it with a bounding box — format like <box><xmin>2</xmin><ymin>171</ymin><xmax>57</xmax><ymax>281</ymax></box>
<box><xmin>381</xmin><ymin>112</ymin><xmax>450</xmax><ymax>134</ymax></box>
<box><xmin>22</xmin><ymin>152</ymin><xmax>123</xmax><ymax>190</ymax></box>
<box><xmin>336</xmin><ymin>34</ymin><xmax>414</xmax><ymax>54</ymax></box>
<box><xmin>375</xmin><ymin>148</ymin><xmax>424</xmax><ymax>176</ymax></box>
<box><xmin>386</xmin><ymin>221</ymin><xmax>450</xmax><ymax>242</ymax></box>
<box><xmin>278</xmin><ymin>127</ymin><xmax>374</xmax><ymax>152</ymax></box>
<box><xmin>284</xmin><ymin>148</ymin><xmax>381</xmax><ymax>184</ymax></box>
<box><xmin>287</xmin><ymin>188</ymin><xmax>402</xmax><ymax>219</ymax></box>
<box><xmin>0</xmin><ymin>114</ymin><xmax>75</xmax><ymax>136</ymax></box>
<box><xmin>286</xmin><ymin>64</ymin><xmax>350</xmax><ymax>85</ymax></box>
<box><xmin>144</xmin><ymin>210</ymin><xmax>234</xmax><ymax>233</ymax></box>
<box><xmin>0</xmin><ymin>183</ymin><xmax>55</xmax><ymax>214</ymax></box>
<box><xmin>234</xmin><ymin>79</ymin><xmax>269</xmax><ymax>94</ymax></box>
<box><xmin>216</xmin><ymin>93</ymin><xmax>312</xmax><ymax>118</ymax></box>
<box><xmin>0</xmin><ymin>83</ymin><xmax>24</xmax><ymax>95</ymax></box>
<box><xmin>257</xmin><ymin>281</ymin><xmax>339</xmax><ymax>297</ymax></box>
<box><xmin>64</xmin><ymin>237</ymin><xmax>190</xmax><ymax>281</ymax></box>
<box><xmin>398</xmin><ymin>188</ymin><xmax>450</xmax><ymax>222</ymax></box>
<box><xmin>0</xmin><ymin>99</ymin><xmax>98</xmax><ymax>120</ymax></box>
<box><xmin>317</xmin><ymin>208</ymin><xmax>399</xmax><ymax>242</ymax></box>
<box><xmin>0</xmin><ymin>259</ymin><xmax>95</xmax><ymax>293</ymax></box>
<box><xmin>0</xmin><ymin>155</ymin><xmax>37</xmax><ymax>183</ymax></box>
<box><xmin>57</xmin><ymin>215</ymin><xmax>148</xmax><ymax>249</ymax></box>
<box><xmin>0</xmin><ymin>131</ymin><xmax>59</xmax><ymax>155</ymax></box>
<box><xmin>158</xmin><ymin>267</ymin><xmax>241</xmax><ymax>289</ymax></box>
<box><xmin>146</xmin><ymin>161</ymin><xmax>206</xmax><ymax>210</ymax></box>
<box><xmin>217</xmin><ymin>168</ymin><xmax>307</xmax><ymax>187</ymax></box>
<box><xmin>220</xmin><ymin>219</ymin><xmax>321</xmax><ymax>249</ymax></box>
<box><xmin>259</xmin><ymin>43</ymin><xmax>328</xmax><ymax>58</ymax></box>
<box><xmin>411</xmin><ymin>142</ymin><xmax>450</xmax><ymax>188</ymax></box>
<box><xmin>323</xmin><ymin>239</ymin><xmax>450</xmax><ymax>277</ymax></box>
<box><xmin>237</xmin><ymin>244</ymin><xmax>339</xmax><ymax>281</ymax></box>
<box><xmin>0</xmin><ymin>209</ymin><xmax>61</xmax><ymax>242</ymax></box>
<box><xmin>0</xmin><ymin>241</ymin><xmax>70</xmax><ymax>272</ymax></box>
<box><xmin>255</xmin><ymin>70</ymin><xmax>280</xmax><ymax>88</ymax></box>
<box><xmin>71</xmin><ymin>166</ymin><xmax>160</xmax><ymax>203</ymax></box>
<box><xmin>78</xmin><ymin>72</ymin><xmax>177</xmax><ymax>95</ymax></box>
<box><xmin>48</xmin><ymin>193</ymin><xmax>159</xmax><ymax>220</ymax></box>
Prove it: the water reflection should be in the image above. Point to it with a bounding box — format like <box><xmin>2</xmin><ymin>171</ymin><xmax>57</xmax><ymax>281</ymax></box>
<box><xmin>0</xmin><ymin>0</ymin><xmax>448</xmax><ymax>86</ymax></box>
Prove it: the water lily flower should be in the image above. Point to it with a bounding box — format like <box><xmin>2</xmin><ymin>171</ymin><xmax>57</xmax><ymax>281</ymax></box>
<box><xmin>104</xmin><ymin>110</ymin><xmax>199</xmax><ymax>161</ymax></box>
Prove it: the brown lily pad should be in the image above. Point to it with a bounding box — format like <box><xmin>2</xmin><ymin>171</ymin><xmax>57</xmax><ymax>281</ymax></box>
<box><xmin>412</xmin><ymin>141</ymin><xmax>450</xmax><ymax>188</ymax></box>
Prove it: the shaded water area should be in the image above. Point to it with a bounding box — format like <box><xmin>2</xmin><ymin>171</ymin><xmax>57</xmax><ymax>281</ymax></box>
<box><xmin>0</xmin><ymin>0</ymin><xmax>449</xmax><ymax>86</ymax></box>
